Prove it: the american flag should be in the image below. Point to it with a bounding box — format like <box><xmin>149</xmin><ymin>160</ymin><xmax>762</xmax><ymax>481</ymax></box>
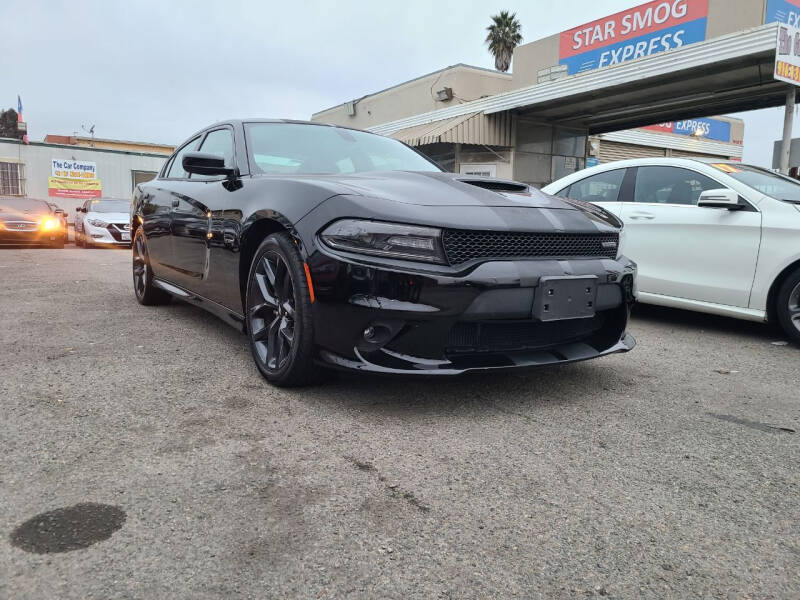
<box><xmin>17</xmin><ymin>95</ymin><xmax>28</xmax><ymax>144</ymax></box>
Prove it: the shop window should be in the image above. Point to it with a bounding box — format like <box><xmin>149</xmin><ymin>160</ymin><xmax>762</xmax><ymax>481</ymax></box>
<box><xmin>0</xmin><ymin>161</ymin><xmax>24</xmax><ymax>195</ymax></box>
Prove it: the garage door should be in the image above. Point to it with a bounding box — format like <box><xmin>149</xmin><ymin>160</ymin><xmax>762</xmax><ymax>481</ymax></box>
<box><xmin>598</xmin><ymin>141</ymin><xmax>665</xmax><ymax>164</ymax></box>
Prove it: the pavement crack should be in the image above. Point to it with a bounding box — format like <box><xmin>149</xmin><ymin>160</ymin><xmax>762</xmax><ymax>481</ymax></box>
<box><xmin>345</xmin><ymin>456</ymin><xmax>430</xmax><ymax>513</ymax></box>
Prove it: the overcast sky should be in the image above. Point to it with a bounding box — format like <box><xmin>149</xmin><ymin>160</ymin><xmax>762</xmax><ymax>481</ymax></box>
<box><xmin>0</xmin><ymin>0</ymin><xmax>793</xmax><ymax>166</ymax></box>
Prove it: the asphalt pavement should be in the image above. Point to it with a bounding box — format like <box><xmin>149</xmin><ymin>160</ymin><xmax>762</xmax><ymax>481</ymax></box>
<box><xmin>1</xmin><ymin>247</ymin><xmax>798</xmax><ymax>599</ymax></box>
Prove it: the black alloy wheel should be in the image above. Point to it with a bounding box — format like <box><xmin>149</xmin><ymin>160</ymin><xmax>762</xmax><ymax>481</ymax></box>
<box><xmin>132</xmin><ymin>229</ymin><xmax>171</xmax><ymax>306</ymax></box>
<box><xmin>246</xmin><ymin>233</ymin><xmax>317</xmax><ymax>387</ymax></box>
<box><xmin>777</xmin><ymin>268</ymin><xmax>800</xmax><ymax>345</ymax></box>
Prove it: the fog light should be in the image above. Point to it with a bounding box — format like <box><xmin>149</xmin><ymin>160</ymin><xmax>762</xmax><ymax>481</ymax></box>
<box><xmin>363</xmin><ymin>326</ymin><xmax>375</xmax><ymax>340</ymax></box>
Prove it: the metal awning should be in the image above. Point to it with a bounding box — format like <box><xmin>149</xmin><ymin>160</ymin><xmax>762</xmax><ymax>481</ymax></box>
<box><xmin>389</xmin><ymin>111</ymin><xmax>512</xmax><ymax>147</ymax></box>
<box><xmin>370</xmin><ymin>23</ymin><xmax>784</xmax><ymax>137</ymax></box>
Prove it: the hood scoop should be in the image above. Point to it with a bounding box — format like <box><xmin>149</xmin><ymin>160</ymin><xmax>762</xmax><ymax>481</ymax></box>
<box><xmin>457</xmin><ymin>178</ymin><xmax>529</xmax><ymax>194</ymax></box>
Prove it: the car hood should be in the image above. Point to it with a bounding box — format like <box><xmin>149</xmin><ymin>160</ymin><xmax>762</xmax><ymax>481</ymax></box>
<box><xmin>0</xmin><ymin>209</ymin><xmax>50</xmax><ymax>221</ymax></box>
<box><xmin>261</xmin><ymin>171</ymin><xmax>577</xmax><ymax>209</ymax></box>
<box><xmin>86</xmin><ymin>212</ymin><xmax>129</xmax><ymax>223</ymax></box>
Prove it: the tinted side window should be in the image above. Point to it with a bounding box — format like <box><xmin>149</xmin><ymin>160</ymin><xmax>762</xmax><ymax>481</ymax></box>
<box><xmin>191</xmin><ymin>129</ymin><xmax>235</xmax><ymax>180</ymax></box>
<box><xmin>634</xmin><ymin>166</ymin><xmax>721</xmax><ymax>205</ymax></box>
<box><xmin>567</xmin><ymin>169</ymin><xmax>625</xmax><ymax>203</ymax></box>
<box><xmin>166</xmin><ymin>137</ymin><xmax>201</xmax><ymax>179</ymax></box>
<box><xmin>553</xmin><ymin>185</ymin><xmax>570</xmax><ymax>198</ymax></box>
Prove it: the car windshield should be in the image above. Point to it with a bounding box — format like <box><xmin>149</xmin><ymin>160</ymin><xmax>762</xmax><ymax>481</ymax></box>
<box><xmin>711</xmin><ymin>163</ymin><xmax>800</xmax><ymax>203</ymax></box>
<box><xmin>0</xmin><ymin>198</ymin><xmax>50</xmax><ymax>213</ymax></box>
<box><xmin>245</xmin><ymin>123</ymin><xmax>441</xmax><ymax>175</ymax></box>
<box><xmin>89</xmin><ymin>200</ymin><xmax>130</xmax><ymax>213</ymax></box>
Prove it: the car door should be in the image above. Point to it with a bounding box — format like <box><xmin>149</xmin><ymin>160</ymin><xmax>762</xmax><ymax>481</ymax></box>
<box><xmin>619</xmin><ymin>165</ymin><xmax>762</xmax><ymax>307</ymax></box>
<box><xmin>560</xmin><ymin>168</ymin><xmax>628</xmax><ymax>218</ymax></box>
<box><xmin>169</xmin><ymin>127</ymin><xmax>237</xmax><ymax>291</ymax></box>
<box><xmin>143</xmin><ymin>136</ymin><xmax>202</xmax><ymax>275</ymax></box>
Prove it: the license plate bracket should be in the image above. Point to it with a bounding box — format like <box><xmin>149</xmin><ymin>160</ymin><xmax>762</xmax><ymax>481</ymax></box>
<box><xmin>533</xmin><ymin>276</ymin><xmax>598</xmax><ymax>321</ymax></box>
<box><xmin>121</xmin><ymin>232</ymin><xmax>131</xmax><ymax>241</ymax></box>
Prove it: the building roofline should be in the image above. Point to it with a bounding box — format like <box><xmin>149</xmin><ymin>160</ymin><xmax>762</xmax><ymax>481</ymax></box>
<box><xmin>44</xmin><ymin>134</ymin><xmax>175</xmax><ymax>148</ymax></box>
<box><xmin>311</xmin><ymin>63</ymin><xmax>512</xmax><ymax>118</ymax></box>
<box><xmin>0</xmin><ymin>137</ymin><xmax>170</xmax><ymax>159</ymax></box>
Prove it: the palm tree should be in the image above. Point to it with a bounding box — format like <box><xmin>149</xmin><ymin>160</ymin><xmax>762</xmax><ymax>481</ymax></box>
<box><xmin>485</xmin><ymin>11</ymin><xmax>523</xmax><ymax>72</ymax></box>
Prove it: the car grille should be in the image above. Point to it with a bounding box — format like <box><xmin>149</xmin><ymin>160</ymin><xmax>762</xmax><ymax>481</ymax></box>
<box><xmin>1</xmin><ymin>220</ymin><xmax>39</xmax><ymax>232</ymax></box>
<box><xmin>445</xmin><ymin>315</ymin><xmax>605</xmax><ymax>355</ymax></box>
<box><xmin>442</xmin><ymin>230</ymin><xmax>619</xmax><ymax>265</ymax></box>
<box><xmin>106</xmin><ymin>223</ymin><xmax>131</xmax><ymax>242</ymax></box>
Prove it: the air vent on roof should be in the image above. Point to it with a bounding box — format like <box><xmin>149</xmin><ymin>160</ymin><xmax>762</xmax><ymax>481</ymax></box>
<box><xmin>345</xmin><ymin>101</ymin><xmax>356</xmax><ymax>117</ymax></box>
<box><xmin>458</xmin><ymin>179</ymin><xmax>529</xmax><ymax>193</ymax></box>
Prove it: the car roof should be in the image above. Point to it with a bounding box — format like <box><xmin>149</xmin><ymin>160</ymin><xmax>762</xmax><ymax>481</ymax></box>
<box><xmin>182</xmin><ymin>118</ymin><xmax>374</xmax><ymax>143</ymax></box>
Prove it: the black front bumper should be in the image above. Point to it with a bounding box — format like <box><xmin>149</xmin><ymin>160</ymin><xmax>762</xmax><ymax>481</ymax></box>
<box><xmin>307</xmin><ymin>251</ymin><xmax>637</xmax><ymax>375</ymax></box>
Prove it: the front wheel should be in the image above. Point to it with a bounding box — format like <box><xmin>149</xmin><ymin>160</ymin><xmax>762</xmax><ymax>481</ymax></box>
<box><xmin>245</xmin><ymin>232</ymin><xmax>318</xmax><ymax>387</ymax></box>
<box><xmin>132</xmin><ymin>229</ymin><xmax>171</xmax><ymax>306</ymax></box>
<box><xmin>776</xmin><ymin>267</ymin><xmax>800</xmax><ymax>345</ymax></box>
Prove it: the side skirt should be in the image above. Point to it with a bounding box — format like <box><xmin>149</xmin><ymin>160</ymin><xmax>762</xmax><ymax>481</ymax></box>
<box><xmin>153</xmin><ymin>278</ymin><xmax>246</xmax><ymax>332</ymax></box>
<box><xmin>637</xmin><ymin>291</ymin><xmax>767</xmax><ymax>323</ymax></box>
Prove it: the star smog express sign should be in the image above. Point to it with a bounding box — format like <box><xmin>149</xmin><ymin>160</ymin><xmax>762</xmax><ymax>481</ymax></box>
<box><xmin>766</xmin><ymin>0</ymin><xmax>800</xmax><ymax>26</ymax></box>
<box><xmin>641</xmin><ymin>117</ymin><xmax>731</xmax><ymax>142</ymax></box>
<box><xmin>48</xmin><ymin>159</ymin><xmax>102</xmax><ymax>198</ymax></box>
<box><xmin>558</xmin><ymin>0</ymin><xmax>708</xmax><ymax>74</ymax></box>
<box><xmin>774</xmin><ymin>23</ymin><xmax>800</xmax><ymax>86</ymax></box>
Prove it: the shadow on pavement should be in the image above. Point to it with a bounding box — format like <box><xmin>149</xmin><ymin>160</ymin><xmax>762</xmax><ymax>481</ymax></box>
<box><xmin>631</xmin><ymin>303</ymin><xmax>782</xmax><ymax>342</ymax></box>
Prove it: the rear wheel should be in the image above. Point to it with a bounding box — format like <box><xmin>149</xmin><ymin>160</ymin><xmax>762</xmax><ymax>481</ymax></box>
<box><xmin>132</xmin><ymin>229</ymin><xmax>171</xmax><ymax>306</ymax></box>
<box><xmin>245</xmin><ymin>233</ymin><xmax>318</xmax><ymax>387</ymax></box>
<box><xmin>776</xmin><ymin>267</ymin><xmax>800</xmax><ymax>345</ymax></box>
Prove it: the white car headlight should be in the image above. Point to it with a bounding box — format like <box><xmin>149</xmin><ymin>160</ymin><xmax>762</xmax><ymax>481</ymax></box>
<box><xmin>87</xmin><ymin>218</ymin><xmax>108</xmax><ymax>227</ymax></box>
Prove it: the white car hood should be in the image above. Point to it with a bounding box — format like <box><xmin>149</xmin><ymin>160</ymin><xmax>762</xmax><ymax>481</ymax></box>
<box><xmin>87</xmin><ymin>211</ymin><xmax>129</xmax><ymax>224</ymax></box>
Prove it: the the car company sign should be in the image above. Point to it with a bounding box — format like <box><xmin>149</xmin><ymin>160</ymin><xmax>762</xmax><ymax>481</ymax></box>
<box><xmin>558</xmin><ymin>0</ymin><xmax>709</xmax><ymax>75</ymax></box>
<box><xmin>48</xmin><ymin>159</ymin><xmax>102</xmax><ymax>198</ymax></box>
<box><xmin>775</xmin><ymin>23</ymin><xmax>800</xmax><ymax>86</ymax></box>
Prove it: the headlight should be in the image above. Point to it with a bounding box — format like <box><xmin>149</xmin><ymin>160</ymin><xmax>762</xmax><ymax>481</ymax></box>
<box><xmin>320</xmin><ymin>219</ymin><xmax>446</xmax><ymax>264</ymax></box>
<box><xmin>87</xmin><ymin>218</ymin><xmax>108</xmax><ymax>227</ymax></box>
<box><xmin>41</xmin><ymin>218</ymin><xmax>58</xmax><ymax>231</ymax></box>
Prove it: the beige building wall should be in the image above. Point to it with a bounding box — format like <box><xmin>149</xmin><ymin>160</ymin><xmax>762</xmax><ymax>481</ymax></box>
<box><xmin>512</xmin><ymin>0</ymin><xmax>769</xmax><ymax>88</ymax></box>
<box><xmin>312</xmin><ymin>64</ymin><xmax>513</xmax><ymax>129</ymax></box>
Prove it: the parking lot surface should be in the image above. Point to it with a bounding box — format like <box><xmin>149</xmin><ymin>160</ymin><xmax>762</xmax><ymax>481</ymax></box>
<box><xmin>1</xmin><ymin>247</ymin><xmax>798</xmax><ymax>599</ymax></box>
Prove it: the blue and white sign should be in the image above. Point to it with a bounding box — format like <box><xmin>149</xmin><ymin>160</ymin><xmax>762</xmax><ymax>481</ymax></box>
<box><xmin>766</xmin><ymin>0</ymin><xmax>800</xmax><ymax>26</ymax></box>
<box><xmin>673</xmin><ymin>118</ymin><xmax>731</xmax><ymax>142</ymax></box>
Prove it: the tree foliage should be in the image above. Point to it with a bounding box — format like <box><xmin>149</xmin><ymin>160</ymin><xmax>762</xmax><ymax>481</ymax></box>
<box><xmin>0</xmin><ymin>109</ymin><xmax>21</xmax><ymax>139</ymax></box>
<box><xmin>485</xmin><ymin>11</ymin><xmax>523</xmax><ymax>72</ymax></box>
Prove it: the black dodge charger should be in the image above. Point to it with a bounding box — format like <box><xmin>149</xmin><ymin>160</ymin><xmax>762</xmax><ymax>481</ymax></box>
<box><xmin>132</xmin><ymin>119</ymin><xmax>636</xmax><ymax>386</ymax></box>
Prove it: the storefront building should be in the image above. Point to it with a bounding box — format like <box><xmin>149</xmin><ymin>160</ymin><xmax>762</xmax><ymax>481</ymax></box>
<box><xmin>312</xmin><ymin>0</ymin><xmax>791</xmax><ymax>187</ymax></box>
<box><xmin>0</xmin><ymin>137</ymin><xmax>168</xmax><ymax>219</ymax></box>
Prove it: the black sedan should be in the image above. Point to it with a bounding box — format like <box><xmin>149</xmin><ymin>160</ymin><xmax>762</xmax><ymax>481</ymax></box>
<box><xmin>0</xmin><ymin>197</ymin><xmax>65</xmax><ymax>248</ymax></box>
<box><xmin>132</xmin><ymin>119</ymin><xmax>636</xmax><ymax>386</ymax></box>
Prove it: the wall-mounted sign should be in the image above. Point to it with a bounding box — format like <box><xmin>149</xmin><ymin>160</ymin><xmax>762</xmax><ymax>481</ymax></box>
<box><xmin>558</xmin><ymin>0</ymin><xmax>709</xmax><ymax>75</ymax></box>
<box><xmin>774</xmin><ymin>23</ymin><xmax>800</xmax><ymax>86</ymax></box>
<box><xmin>48</xmin><ymin>158</ymin><xmax>102</xmax><ymax>198</ymax></box>
<box><xmin>641</xmin><ymin>117</ymin><xmax>731</xmax><ymax>142</ymax></box>
<box><xmin>766</xmin><ymin>0</ymin><xmax>800</xmax><ymax>26</ymax></box>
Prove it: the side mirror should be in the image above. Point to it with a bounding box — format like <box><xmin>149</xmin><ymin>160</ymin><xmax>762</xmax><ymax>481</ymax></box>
<box><xmin>697</xmin><ymin>188</ymin><xmax>742</xmax><ymax>210</ymax></box>
<box><xmin>182</xmin><ymin>152</ymin><xmax>235</xmax><ymax>177</ymax></box>
<box><xmin>54</xmin><ymin>209</ymin><xmax>65</xmax><ymax>215</ymax></box>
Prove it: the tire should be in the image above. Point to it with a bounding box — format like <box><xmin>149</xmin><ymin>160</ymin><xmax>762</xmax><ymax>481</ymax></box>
<box><xmin>245</xmin><ymin>232</ymin><xmax>318</xmax><ymax>387</ymax></box>
<box><xmin>776</xmin><ymin>266</ymin><xmax>800</xmax><ymax>345</ymax></box>
<box><xmin>132</xmin><ymin>229</ymin><xmax>171</xmax><ymax>306</ymax></box>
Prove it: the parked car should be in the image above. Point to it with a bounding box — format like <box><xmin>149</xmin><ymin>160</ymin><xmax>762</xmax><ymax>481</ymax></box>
<box><xmin>132</xmin><ymin>119</ymin><xmax>637</xmax><ymax>386</ymax></box>
<box><xmin>74</xmin><ymin>198</ymin><xmax>132</xmax><ymax>248</ymax></box>
<box><xmin>0</xmin><ymin>197</ymin><xmax>64</xmax><ymax>248</ymax></box>
<box><xmin>46</xmin><ymin>202</ymin><xmax>68</xmax><ymax>245</ymax></box>
<box><xmin>542</xmin><ymin>158</ymin><xmax>800</xmax><ymax>344</ymax></box>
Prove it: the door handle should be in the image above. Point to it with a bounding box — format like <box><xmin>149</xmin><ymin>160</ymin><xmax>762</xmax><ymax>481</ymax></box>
<box><xmin>628</xmin><ymin>212</ymin><xmax>655</xmax><ymax>220</ymax></box>
<box><xmin>171</xmin><ymin>200</ymin><xmax>180</xmax><ymax>208</ymax></box>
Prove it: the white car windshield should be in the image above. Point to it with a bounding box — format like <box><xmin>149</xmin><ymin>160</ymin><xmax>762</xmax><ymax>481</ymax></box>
<box><xmin>712</xmin><ymin>164</ymin><xmax>800</xmax><ymax>204</ymax></box>
<box><xmin>89</xmin><ymin>200</ymin><xmax>130</xmax><ymax>213</ymax></box>
<box><xmin>245</xmin><ymin>123</ymin><xmax>441</xmax><ymax>175</ymax></box>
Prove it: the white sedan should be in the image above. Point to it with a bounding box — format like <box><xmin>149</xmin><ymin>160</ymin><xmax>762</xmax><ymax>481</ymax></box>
<box><xmin>74</xmin><ymin>198</ymin><xmax>132</xmax><ymax>248</ymax></box>
<box><xmin>542</xmin><ymin>158</ymin><xmax>800</xmax><ymax>344</ymax></box>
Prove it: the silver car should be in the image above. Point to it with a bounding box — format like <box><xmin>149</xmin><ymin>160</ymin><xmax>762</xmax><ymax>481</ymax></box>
<box><xmin>74</xmin><ymin>198</ymin><xmax>131</xmax><ymax>248</ymax></box>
